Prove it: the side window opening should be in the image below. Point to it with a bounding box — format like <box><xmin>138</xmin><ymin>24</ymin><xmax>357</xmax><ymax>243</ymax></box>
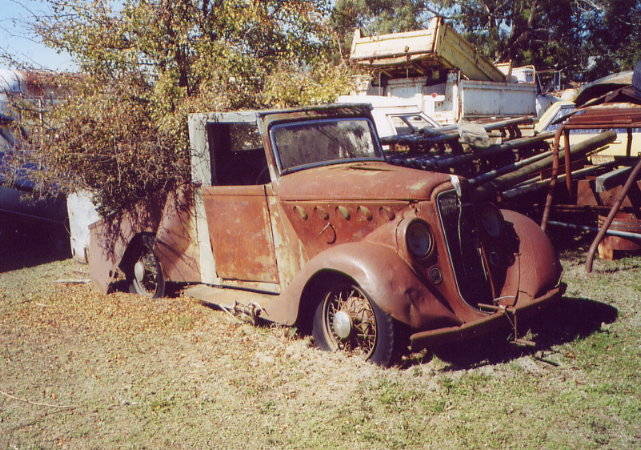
<box><xmin>208</xmin><ymin>122</ymin><xmax>270</xmax><ymax>186</ymax></box>
<box><xmin>403</xmin><ymin>114</ymin><xmax>435</xmax><ymax>130</ymax></box>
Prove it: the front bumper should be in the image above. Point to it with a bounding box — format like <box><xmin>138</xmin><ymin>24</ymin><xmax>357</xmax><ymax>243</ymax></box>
<box><xmin>409</xmin><ymin>283</ymin><xmax>566</xmax><ymax>349</ymax></box>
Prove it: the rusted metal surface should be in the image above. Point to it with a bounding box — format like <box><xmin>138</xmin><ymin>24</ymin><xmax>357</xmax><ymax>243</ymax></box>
<box><xmin>275</xmin><ymin>161</ymin><xmax>450</xmax><ymax>201</ymax></box>
<box><xmin>598</xmin><ymin>213</ymin><xmax>641</xmax><ymax>259</ymax></box>
<box><xmin>203</xmin><ymin>185</ymin><xmax>279</xmax><ymax>284</ymax></box>
<box><xmin>87</xmin><ymin>188</ymin><xmax>198</xmax><ymax>292</ymax></box>
<box><xmin>586</xmin><ymin>157</ymin><xmax>641</xmax><ymax>272</ymax></box>
<box><xmin>410</xmin><ymin>285</ymin><xmax>564</xmax><ymax>348</ymax></box>
<box><xmin>599</xmin><ymin>235</ymin><xmax>641</xmax><ymax>256</ymax></box>
<box><xmin>253</xmin><ymin>178</ymin><xmax>561</xmax><ymax>335</ymax></box>
<box><xmin>277</xmin><ymin>240</ymin><xmax>466</xmax><ymax>329</ymax></box>
<box><xmin>575</xmin><ymin>177</ymin><xmax>641</xmax><ymax>207</ymax></box>
<box><xmin>541</xmin><ymin>125</ymin><xmax>622</xmax><ymax>231</ymax></box>
<box><xmin>598</xmin><ymin>213</ymin><xmax>641</xmax><ymax>254</ymax></box>
<box><xmin>280</xmin><ymin>199</ymin><xmax>406</xmax><ymax>259</ymax></box>
<box><xmin>154</xmin><ymin>187</ymin><xmax>201</xmax><ymax>283</ymax></box>
<box><xmin>501</xmin><ymin>210</ymin><xmax>562</xmax><ymax>298</ymax></box>
<box><xmin>565</xmin><ymin>107</ymin><xmax>641</xmax><ymax>126</ymax></box>
<box><xmin>537</xmin><ymin>102</ymin><xmax>641</xmax><ymax>268</ymax></box>
<box><xmin>90</xmin><ymin>103</ymin><xmax>564</xmax><ymax>360</ymax></box>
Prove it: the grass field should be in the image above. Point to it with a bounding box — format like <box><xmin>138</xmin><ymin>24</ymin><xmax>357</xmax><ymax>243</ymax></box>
<box><xmin>1</xmin><ymin>244</ymin><xmax>640</xmax><ymax>448</ymax></box>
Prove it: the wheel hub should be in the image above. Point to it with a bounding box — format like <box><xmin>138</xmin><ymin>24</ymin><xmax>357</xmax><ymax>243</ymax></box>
<box><xmin>134</xmin><ymin>260</ymin><xmax>145</xmax><ymax>282</ymax></box>
<box><xmin>134</xmin><ymin>260</ymin><xmax>146</xmax><ymax>282</ymax></box>
<box><xmin>332</xmin><ymin>310</ymin><xmax>352</xmax><ymax>339</ymax></box>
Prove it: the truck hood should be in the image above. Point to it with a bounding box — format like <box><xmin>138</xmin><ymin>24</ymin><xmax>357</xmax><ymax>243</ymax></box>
<box><xmin>275</xmin><ymin>161</ymin><xmax>451</xmax><ymax>201</ymax></box>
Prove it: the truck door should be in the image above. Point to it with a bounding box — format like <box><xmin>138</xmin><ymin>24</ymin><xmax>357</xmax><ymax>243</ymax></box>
<box><xmin>202</xmin><ymin>184</ymin><xmax>279</xmax><ymax>284</ymax></box>
<box><xmin>201</xmin><ymin>120</ymin><xmax>279</xmax><ymax>285</ymax></box>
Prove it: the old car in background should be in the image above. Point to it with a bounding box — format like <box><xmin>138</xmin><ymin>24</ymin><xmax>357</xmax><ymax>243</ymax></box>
<box><xmin>0</xmin><ymin>70</ymin><xmax>69</xmax><ymax>254</ymax></box>
<box><xmin>337</xmin><ymin>94</ymin><xmax>441</xmax><ymax>138</ymax></box>
<box><xmin>87</xmin><ymin>104</ymin><xmax>564</xmax><ymax>366</ymax></box>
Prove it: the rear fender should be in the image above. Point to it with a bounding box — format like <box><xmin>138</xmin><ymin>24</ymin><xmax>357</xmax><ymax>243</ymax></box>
<box><xmin>87</xmin><ymin>207</ymin><xmax>162</xmax><ymax>293</ymax></box>
<box><xmin>87</xmin><ymin>188</ymin><xmax>200</xmax><ymax>292</ymax></box>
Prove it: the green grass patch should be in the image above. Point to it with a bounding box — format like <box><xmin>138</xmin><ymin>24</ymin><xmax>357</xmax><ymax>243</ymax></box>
<box><xmin>1</xmin><ymin>253</ymin><xmax>640</xmax><ymax>448</ymax></box>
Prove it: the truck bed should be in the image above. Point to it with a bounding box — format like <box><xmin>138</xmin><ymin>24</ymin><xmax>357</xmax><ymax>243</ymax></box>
<box><xmin>350</xmin><ymin>18</ymin><xmax>505</xmax><ymax>83</ymax></box>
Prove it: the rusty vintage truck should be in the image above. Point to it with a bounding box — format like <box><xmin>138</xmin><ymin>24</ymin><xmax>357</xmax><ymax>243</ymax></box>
<box><xmin>87</xmin><ymin>104</ymin><xmax>564</xmax><ymax>366</ymax></box>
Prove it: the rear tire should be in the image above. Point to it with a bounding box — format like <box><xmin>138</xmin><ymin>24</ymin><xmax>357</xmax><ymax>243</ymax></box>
<box><xmin>312</xmin><ymin>279</ymin><xmax>406</xmax><ymax>367</ymax></box>
<box><xmin>127</xmin><ymin>235</ymin><xmax>165</xmax><ymax>298</ymax></box>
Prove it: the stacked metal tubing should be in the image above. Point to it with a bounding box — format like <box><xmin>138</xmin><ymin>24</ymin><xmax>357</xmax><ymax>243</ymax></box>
<box><xmin>385</xmin><ymin>131</ymin><xmax>555</xmax><ymax>172</ymax></box>
<box><xmin>384</xmin><ymin>122</ymin><xmax>617</xmax><ymax>203</ymax></box>
<box><xmin>384</xmin><ymin>118</ymin><xmax>639</xmax><ymax>271</ymax></box>
<box><xmin>475</xmin><ymin>130</ymin><xmax>616</xmax><ymax>192</ymax></box>
<box><xmin>380</xmin><ymin>115</ymin><xmax>533</xmax><ymax>149</ymax></box>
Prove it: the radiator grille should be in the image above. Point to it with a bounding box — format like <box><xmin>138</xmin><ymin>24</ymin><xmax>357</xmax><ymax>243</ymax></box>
<box><xmin>436</xmin><ymin>190</ymin><xmax>493</xmax><ymax>307</ymax></box>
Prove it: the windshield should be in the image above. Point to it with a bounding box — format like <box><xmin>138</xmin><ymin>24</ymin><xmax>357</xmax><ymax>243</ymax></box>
<box><xmin>271</xmin><ymin>118</ymin><xmax>382</xmax><ymax>173</ymax></box>
<box><xmin>389</xmin><ymin>114</ymin><xmax>436</xmax><ymax>134</ymax></box>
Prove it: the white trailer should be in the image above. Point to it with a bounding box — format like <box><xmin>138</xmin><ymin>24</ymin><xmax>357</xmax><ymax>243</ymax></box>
<box><xmin>353</xmin><ymin>71</ymin><xmax>537</xmax><ymax>124</ymax></box>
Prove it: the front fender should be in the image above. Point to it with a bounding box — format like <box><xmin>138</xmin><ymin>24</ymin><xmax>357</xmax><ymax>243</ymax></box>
<box><xmin>269</xmin><ymin>241</ymin><xmax>462</xmax><ymax>330</ymax></box>
<box><xmin>502</xmin><ymin>210</ymin><xmax>562</xmax><ymax>302</ymax></box>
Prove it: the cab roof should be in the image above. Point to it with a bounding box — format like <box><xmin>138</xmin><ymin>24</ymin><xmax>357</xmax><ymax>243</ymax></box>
<box><xmin>189</xmin><ymin>103</ymin><xmax>373</xmax><ymax>125</ymax></box>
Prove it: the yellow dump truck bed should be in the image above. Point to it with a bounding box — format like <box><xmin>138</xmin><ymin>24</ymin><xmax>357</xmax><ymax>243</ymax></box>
<box><xmin>350</xmin><ymin>18</ymin><xmax>505</xmax><ymax>83</ymax></box>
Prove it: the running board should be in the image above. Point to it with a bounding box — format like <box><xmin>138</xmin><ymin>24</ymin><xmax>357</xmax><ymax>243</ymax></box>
<box><xmin>182</xmin><ymin>284</ymin><xmax>280</xmax><ymax>319</ymax></box>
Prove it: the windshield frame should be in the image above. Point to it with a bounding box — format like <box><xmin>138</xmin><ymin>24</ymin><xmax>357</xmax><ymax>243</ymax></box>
<box><xmin>269</xmin><ymin>117</ymin><xmax>385</xmax><ymax>176</ymax></box>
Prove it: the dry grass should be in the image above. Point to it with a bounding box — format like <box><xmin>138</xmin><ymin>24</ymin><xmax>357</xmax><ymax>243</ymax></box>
<box><xmin>1</xmin><ymin>251</ymin><xmax>640</xmax><ymax>448</ymax></box>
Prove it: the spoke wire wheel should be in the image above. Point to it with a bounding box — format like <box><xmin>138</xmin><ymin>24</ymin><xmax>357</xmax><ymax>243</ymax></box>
<box><xmin>130</xmin><ymin>239</ymin><xmax>165</xmax><ymax>298</ymax></box>
<box><xmin>322</xmin><ymin>284</ymin><xmax>378</xmax><ymax>359</ymax></box>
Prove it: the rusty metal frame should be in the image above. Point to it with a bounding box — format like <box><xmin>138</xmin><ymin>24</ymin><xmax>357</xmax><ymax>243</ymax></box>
<box><xmin>540</xmin><ymin>107</ymin><xmax>641</xmax><ymax>271</ymax></box>
<box><xmin>585</xmin><ymin>158</ymin><xmax>641</xmax><ymax>272</ymax></box>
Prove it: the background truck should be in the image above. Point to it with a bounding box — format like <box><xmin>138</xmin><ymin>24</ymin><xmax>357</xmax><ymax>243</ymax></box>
<box><xmin>349</xmin><ymin>18</ymin><xmax>538</xmax><ymax>124</ymax></box>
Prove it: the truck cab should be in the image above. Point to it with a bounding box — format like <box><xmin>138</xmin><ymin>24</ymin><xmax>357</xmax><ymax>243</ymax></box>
<box><xmin>88</xmin><ymin>104</ymin><xmax>564</xmax><ymax>366</ymax></box>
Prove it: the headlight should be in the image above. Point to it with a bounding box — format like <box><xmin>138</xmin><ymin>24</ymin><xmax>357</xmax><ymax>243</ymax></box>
<box><xmin>406</xmin><ymin>220</ymin><xmax>434</xmax><ymax>259</ymax></box>
<box><xmin>478</xmin><ymin>204</ymin><xmax>503</xmax><ymax>238</ymax></box>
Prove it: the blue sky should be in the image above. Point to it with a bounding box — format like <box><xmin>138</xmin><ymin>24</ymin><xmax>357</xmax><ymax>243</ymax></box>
<box><xmin>0</xmin><ymin>0</ymin><xmax>76</xmax><ymax>71</ymax></box>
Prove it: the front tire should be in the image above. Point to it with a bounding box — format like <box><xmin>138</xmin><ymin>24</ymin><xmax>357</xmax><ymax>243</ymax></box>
<box><xmin>312</xmin><ymin>279</ymin><xmax>405</xmax><ymax>367</ymax></box>
<box><xmin>127</xmin><ymin>236</ymin><xmax>165</xmax><ymax>298</ymax></box>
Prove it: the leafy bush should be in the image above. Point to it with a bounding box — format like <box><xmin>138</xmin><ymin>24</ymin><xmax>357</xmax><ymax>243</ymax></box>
<box><xmin>6</xmin><ymin>0</ymin><xmax>356</xmax><ymax>215</ymax></box>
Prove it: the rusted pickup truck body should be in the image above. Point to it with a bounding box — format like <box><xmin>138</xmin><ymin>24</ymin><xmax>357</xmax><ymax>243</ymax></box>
<box><xmin>88</xmin><ymin>104</ymin><xmax>563</xmax><ymax>365</ymax></box>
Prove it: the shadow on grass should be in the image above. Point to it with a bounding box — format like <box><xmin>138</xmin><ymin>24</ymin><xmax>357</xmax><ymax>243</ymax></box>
<box><xmin>183</xmin><ymin>293</ymin><xmax>618</xmax><ymax>372</ymax></box>
<box><xmin>422</xmin><ymin>296</ymin><xmax>618</xmax><ymax>371</ymax></box>
<box><xmin>0</xmin><ymin>220</ymin><xmax>70</xmax><ymax>272</ymax></box>
<box><xmin>596</xmin><ymin>260</ymin><xmax>641</xmax><ymax>273</ymax></box>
